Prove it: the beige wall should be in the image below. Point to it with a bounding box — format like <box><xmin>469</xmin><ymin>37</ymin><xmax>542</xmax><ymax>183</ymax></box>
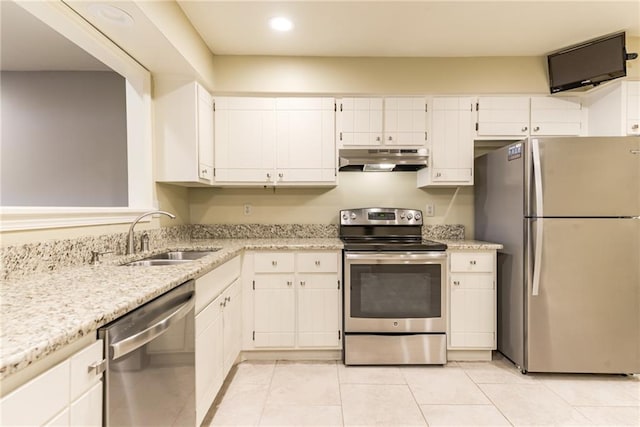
<box><xmin>189</xmin><ymin>174</ymin><xmax>474</xmax><ymax>236</ymax></box>
<box><xmin>211</xmin><ymin>56</ymin><xmax>549</xmax><ymax>95</ymax></box>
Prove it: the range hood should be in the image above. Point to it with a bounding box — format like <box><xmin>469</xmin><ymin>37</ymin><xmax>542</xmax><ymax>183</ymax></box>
<box><xmin>338</xmin><ymin>148</ymin><xmax>428</xmax><ymax>172</ymax></box>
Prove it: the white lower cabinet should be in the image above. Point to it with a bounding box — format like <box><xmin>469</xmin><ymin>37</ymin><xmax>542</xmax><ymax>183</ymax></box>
<box><xmin>247</xmin><ymin>251</ymin><xmax>342</xmax><ymax>350</ymax></box>
<box><xmin>0</xmin><ymin>340</ymin><xmax>104</xmax><ymax>427</ymax></box>
<box><xmin>447</xmin><ymin>250</ymin><xmax>497</xmax><ymax>351</ymax></box>
<box><xmin>194</xmin><ymin>256</ymin><xmax>242</xmax><ymax>426</ymax></box>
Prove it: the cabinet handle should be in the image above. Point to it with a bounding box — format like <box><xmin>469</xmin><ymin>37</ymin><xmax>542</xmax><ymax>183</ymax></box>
<box><xmin>272</xmin><ymin>260</ymin><xmax>277</xmax><ymax>266</ymax></box>
<box><xmin>533</xmin><ymin>126</ymin><xmax>540</xmax><ymax>132</ymax></box>
<box><xmin>470</xmin><ymin>260</ymin><xmax>477</xmax><ymax>265</ymax></box>
<box><xmin>88</xmin><ymin>360</ymin><xmax>106</xmax><ymax>376</ymax></box>
<box><xmin>632</xmin><ymin>124</ymin><xmax>639</xmax><ymax>130</ymax></box>
<box><xmin>521</xmin><ymin>126</ymin><xmax>528</xmax><ymax>132</ymax></box>
<box><xmin>226</xmin><ymin>296</ymin><xmax>231</xmax><ymax>302</ymax></box>
<box><xmin>266</xmin><ymin>173</ymin><xmax>271</xmax><ymax>179</ymax></box>
<box><xmin>436</xmin><ymin>172</ymin><xmax>442</xmax><ymax>177</ymax></box>
<box><xmin>202</xmin><ymin>168</ymin><xmax>208</xmax><ymax>174</ymax></box>
<box><xmin>315</xmin><ymin>260</ymin><xmax>321</xmax><ymax>266</ymax></box>
<box><xmin>388</xmin><ymin>136</ymin><xmax>393</xmax><ymax>141</ymax></box>
<box><xmin>453</xmin><ymin>281</ymin><xmax>460</xmax><ymax>286</ymax></box>
<box><xmin>300</xmin><ymin>281</ymin><xmax>306</xmax><ymax>286</ymax></box>
<box><xmin>287</xmin><ymin>281</ymin><xmax>292</xmax><ymax>286</ymax></box>
<box><xmin>278</xmin><ymin>172</ymin><xmax>283</xmax><ymax>178</ymax></box>
<box><xmin>220</xmin><ymin>301</ymin><xmax>226</xmax><ymax>307</ymax></box>
<box><xmin>376</xmin><ymin>136</ymin><xmax>381</xmax><ymax>142</ymax></box>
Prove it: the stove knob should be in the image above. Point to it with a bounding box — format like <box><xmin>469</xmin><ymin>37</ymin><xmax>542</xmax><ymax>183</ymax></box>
<box><xmin>414</xmin><ymin>212</ymin><xmax>422</xmax><ymax>220</ymax></box>
<box><xmin>400</xmin><ymin>212</ymin><xmax>406</xmax><ymax>219</ymax></box>
<box><xmin>350</xmin><ymin>212</ymin><xmax>357</xmax><ymax>220</ymax></box>
<box><xmin>342</xmin><ymin>213</ymin><xmax>349</xmax><ymax>221</ymax></box>
<box><xmin>407</xmin><ymin>213</ymin><xmax>413</xmax><ymax>220</ymax></box>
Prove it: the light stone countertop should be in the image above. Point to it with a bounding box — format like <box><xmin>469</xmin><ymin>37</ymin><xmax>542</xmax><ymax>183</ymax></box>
<box><xmin>0</xmin><ymin>237</ymin><xmax>500</xmax><ymax>381</ymax></box>
<box><xmin>437</xmin><ymin>239</ymin><xmax>504</xmax><ymax>250</ymax></box>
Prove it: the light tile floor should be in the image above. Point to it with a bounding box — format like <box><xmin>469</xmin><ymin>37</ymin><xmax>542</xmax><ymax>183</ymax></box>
<box><xmin>205</xmin><ymin>355</ymin><xmax>640</xmax><ymax>426</ymax></box>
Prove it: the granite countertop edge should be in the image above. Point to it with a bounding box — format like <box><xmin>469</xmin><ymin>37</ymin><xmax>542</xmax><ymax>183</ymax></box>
<box><xmin>0</xmin><ymin>237</ymin><xmax>499</xmax><ymax>380</ymax></box>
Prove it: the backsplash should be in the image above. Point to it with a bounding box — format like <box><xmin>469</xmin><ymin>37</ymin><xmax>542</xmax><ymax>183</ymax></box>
<box><xmin>1</xmin><ymin>226</ymin><xmax>190</xmax><ymax>281</ymax></box>
<box><xmin>190</xmin><ymin>224</ymin><xmax>339</xmax><ymax>239</ymax></box>
<box><xmin>1</xmin><ymin>223</ymin><xmax>464</xmax><ymax>280</ymax></box>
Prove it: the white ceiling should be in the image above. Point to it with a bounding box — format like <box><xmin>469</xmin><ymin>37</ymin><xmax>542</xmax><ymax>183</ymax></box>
<box><xmin>3</xmin><ymin>1</ymin><xmax>639</xmax><ymax>74</ymax></box>
<box><xmin>177</xmin><ymin>0</ymin><xmax>640</xmax><ymax>57</ymax></box>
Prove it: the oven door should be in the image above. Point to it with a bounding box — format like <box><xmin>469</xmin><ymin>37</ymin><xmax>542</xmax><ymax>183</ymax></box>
<box><xmin>344</xmin><ymin>251</ymin><xmax>447</xmax><ymax>333</ymax></box>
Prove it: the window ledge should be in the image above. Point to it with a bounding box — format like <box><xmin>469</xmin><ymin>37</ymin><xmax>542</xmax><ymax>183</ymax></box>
<box><xmin>0</xmin><ymin>207</ymin><xmax>157</xmax><ymax>232</ymax></box>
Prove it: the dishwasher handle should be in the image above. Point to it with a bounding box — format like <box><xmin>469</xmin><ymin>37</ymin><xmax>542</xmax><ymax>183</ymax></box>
<box><xmin>110</xmin><ymin>293</ymin><xmax>195</xmax><ymax>361</ymax></box>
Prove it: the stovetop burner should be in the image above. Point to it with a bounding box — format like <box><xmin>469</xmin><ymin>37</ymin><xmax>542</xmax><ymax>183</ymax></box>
<box><xmin>339</xmin><ymin>208</ymin><xmax>447</xmax><ymax>252</ymax></box>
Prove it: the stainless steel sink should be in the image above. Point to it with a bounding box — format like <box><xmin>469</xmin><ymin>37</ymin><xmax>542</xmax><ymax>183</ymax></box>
<box><xmin>145</xmin><ymin>250</ymin><xmax>218</xmax><ymax>260</ymax></box>
<box><xmin>123</xmin><ymin>249</ymin><xmax>219</xmax><ymax>266</ymax></box>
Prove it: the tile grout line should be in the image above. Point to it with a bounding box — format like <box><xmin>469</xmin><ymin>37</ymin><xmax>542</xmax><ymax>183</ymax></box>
<box><xmin>255</xmin><ymin>361</ymin><xmax>278</xmax><ymax>427</ymax></box>
<box><xmin>459</xmin><ymin>363</ymin><xmax>516</xmax><ymax>426</ymax></box>
<box><xmin>336</xmin><ymin>361</ymin><xmax>346</xmax><ymax>427</ymax></box>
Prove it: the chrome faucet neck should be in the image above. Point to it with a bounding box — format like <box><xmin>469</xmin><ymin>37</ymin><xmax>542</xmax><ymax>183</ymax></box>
<box><xmin>126</xmin><ymin>210</ymin><xmax>176</xmax><ymax>255</ymax></box>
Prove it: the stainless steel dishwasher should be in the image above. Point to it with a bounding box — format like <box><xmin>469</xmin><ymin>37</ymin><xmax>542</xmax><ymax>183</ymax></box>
<box><xmin>99</xmin><ymin>280</ymin><xmax>195</xmax><ymax>426</ymax></box>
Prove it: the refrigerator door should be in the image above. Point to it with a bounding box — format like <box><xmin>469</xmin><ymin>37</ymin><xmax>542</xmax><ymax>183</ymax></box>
<box><xmin>526</xmin><ymin>218</ymin><xmax>640</xmax><ymax>374</ymax></box>
<box><xmin>475</xmin><ymin>142</ymin><xmax>526</xmax><ymax>368</ymax></box>
<box><xmin>529</xmin><ymin>137</ymin><xmax>640</xmax><ymax>217</ymax></box>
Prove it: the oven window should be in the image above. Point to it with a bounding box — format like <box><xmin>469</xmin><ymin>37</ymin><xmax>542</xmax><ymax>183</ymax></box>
<box><xmin>350</xmin><ymin>264</ymin><xmax>441</xmax><ymax>318</ymax></box>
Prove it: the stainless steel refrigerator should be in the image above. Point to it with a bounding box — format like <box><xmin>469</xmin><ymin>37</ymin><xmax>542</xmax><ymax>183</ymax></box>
<box><xmin>475</xmin><ymin>136</ymin><xmax>640</xmax><ymax>374</ymax></box>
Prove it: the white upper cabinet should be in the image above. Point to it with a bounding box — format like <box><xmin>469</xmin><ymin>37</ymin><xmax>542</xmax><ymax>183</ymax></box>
<box><xmin>584</xmin><ymin>81</ymin><xmax>640</xmax><ymax>136</ymax></box>
<box><xmin>214</xmin><ymin>97</ymin><xmax>336</xmax><ymax>186</ymax></box>
<box><xmin>418</xmin><ymin>97</ymin><xmax>474</xmax><ymax>187</ymax></box>
<box><xmin>476</xmin><ymin>96</ymin><xmax>530</xmax><ymax>137</ymax></box>
<box><xmin>155</xmin><ymin>80</ymin><xmax>215</xmax><ymax>185</ymax></box>
<box><xmin>476</xmin><ymin>95</ymin><xmax>583</xmax><ymax>138</ymax></box>
<box><xmin>338</xmin><ymin>97</ymin><xmax>427</xmax><ymax>147</ymax></box>
<box><xmin>529</xmin><ymin>96</ymin><xmax>582</xmax><ymax>136</ymax></box>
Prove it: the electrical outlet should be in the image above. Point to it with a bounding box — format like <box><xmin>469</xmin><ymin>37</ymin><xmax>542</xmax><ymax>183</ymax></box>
<box><xmin>425</xmin><ymin>203</ymin><xmax>435</xmax><ymax>217</ymax></box>
<box><xmin>243</xmin><ymin>204</ymin><xmax>252</xmax><ymax>216</ymax></box>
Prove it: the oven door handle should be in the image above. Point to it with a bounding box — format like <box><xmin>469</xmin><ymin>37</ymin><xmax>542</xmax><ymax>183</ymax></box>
<box><xmin>345</xmin><ymin>252</ymin><xmax>447</xmax><ymax>262</ymax></box>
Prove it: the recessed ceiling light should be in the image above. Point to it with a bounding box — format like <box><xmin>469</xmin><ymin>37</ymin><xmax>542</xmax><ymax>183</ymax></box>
<box><xmin>269</xmin><ymin>16</ymin><xmax>293</xmax><ymax>32</ymax></box>
<box><xmin>87</xmin><ymin>4</ymin><xmax>134</xmax><ymax>27</ymax></box>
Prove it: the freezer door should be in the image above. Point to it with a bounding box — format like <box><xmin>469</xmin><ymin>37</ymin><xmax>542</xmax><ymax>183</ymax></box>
<box><xmin>529</xmin><ymin>137</ymin><xmax>640</xmax><ymax>217</ymax></box>
<box><xmin>526</xmin><ymin>218</ymin><xmax>640</xmax><ymax>374</ymax></box>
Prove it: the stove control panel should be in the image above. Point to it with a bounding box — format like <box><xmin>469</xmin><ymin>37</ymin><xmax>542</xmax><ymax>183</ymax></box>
<box><xmin>340</xmin><ymin>208</ymin><xmax>423</xmax><ymax>226</ymax></box>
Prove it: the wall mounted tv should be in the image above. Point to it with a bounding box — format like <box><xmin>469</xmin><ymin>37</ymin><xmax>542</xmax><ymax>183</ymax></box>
<box><xmin>547</xmin><ymin>32</ymin><xmax>628</xmax><ymax>94</ymax></box>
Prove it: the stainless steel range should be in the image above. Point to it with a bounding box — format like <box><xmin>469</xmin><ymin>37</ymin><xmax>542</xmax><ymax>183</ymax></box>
<box><xmin>340</xmin><ymin>207</ymin><xmax>448</xmax><ymax>365</ymax></box>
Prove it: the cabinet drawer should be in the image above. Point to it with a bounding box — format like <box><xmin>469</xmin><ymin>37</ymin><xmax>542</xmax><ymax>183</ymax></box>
<box><xmin>450</xmin><ymin>273</ymin><xmax>494</xmax><ymax>289</ymax></box>
<box><xmin>254</xmin><ymin>252</ymin><xmax>295</xmax><ymax>273</ymax></box>
<box><xmin>0</xmin><ymin>360</ymin><xmax>70</xmax><ymax>426</ymax></box>
<box><xmin>69</xmin><ymin>340</ymin><xmax>103</xmax><ymax>401</ymax></box>
<box><xmin>450</xmin><ymin>252</ymin><xmax>494</xmax><ymax>272</ymax></box>
<box><xmin>196</xmin><ymin>255</ymin><xmax>241</xmax><ymax>314</ymax></box>
<box><xmin>296</xmin><ymin>252</ymin><xmax>338</xmax><ymax>273</ymax></box>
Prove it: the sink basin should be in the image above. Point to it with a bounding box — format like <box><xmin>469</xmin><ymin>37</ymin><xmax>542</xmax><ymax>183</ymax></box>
<box><xmin>125</xmin><ymin>259</ymin><xmax>191</xmax><ymax>267</ymax></box>
<box><xmin>122</xmin><ymin>249</ymin><xmax>219</xmax><ymax>266</ymax></box>
<box><xmin>145</xmin><ymin>250</ymin><xmax>218</xmax><ymax>261</ymax></box>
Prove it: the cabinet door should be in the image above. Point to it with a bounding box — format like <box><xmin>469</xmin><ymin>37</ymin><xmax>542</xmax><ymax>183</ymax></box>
<box><xmin>253</xmin><ymin>275</ymin><xmax>296</xmax><ymax>347</ymax></box>
<box><xmin>214</xmin><ymin>97</ymin><xmax>277</xmax><ymax>183</ymax></box>
<box><xmin>197</xmin><ymin>84</ymin><xmax>214</xmax><ymax>182</ymax></box>
<box><xmin>430</xmin><ymin>97</ymin><xmax>474</xmax><ymax>185</ymax></box>
<box><xmin>275</xmin><ymin>98</ymin><xmax>336</xmax><ymax>183</ymax></box>
<box><xmin>339</xmin><ymin>97</ymin><xmax>383</xmax><ymax>146</ymax></box>
<box><xmin>449</xmin><ymin>273</ymin><xmax>496</xmax><ymax>349</ymax></box>
<box><xmin>0</xmin><ymin>360</ymin><xmax>70</xmax><ymax>426</ymax></box>
<box><xmin>626</xmin><ymin>81</ymin><xmax>640</xmax><ymax>135</ymax></box>
<box><xmin>195</xmin><ymin>294</ymin><xmax>224</xmax><ymax>426</ymax></box>
<box><xmin>297</xmin><ymin>274</ymin><xmax>341</xmax><ymax>348</ymax></box>
<box><xmin>223</xmin><ymin>279</ymin><xmax>242</xmax><ymax>375</ymax></box>
<box><xmin>477</xmin><ymin>96</ymin><xmax>529</xmax><ymax>136</ymax></box>
<box><xmin>384</xmin><ymin>97</ymin><xmax>427</xmax><ymax>146</ymax></box>
<box><xmin>69</xmin><ymin>381</ymin><xmax>102</xmax><ymax>427</ymax></box>
<box><xmin>530</xmin><ymin>96</ymin><xmax>582</xmax><ymax>136</ymax></box>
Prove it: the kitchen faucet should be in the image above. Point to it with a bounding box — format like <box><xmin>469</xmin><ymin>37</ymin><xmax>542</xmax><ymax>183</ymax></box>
<box><xmin>127</xmin><ymin>210</ymin><xmax>176</xmax><ymax>255</ymax></box>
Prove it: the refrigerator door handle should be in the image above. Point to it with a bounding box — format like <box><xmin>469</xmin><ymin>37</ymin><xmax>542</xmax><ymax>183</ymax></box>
<box><xmin>531</xmin><ymin>139</ymin><xmax>544</xmax><ymax>296</ymax></box>
<box><xmin>532</xmin><ymin>218</ymin><xmax>543</xmax><ymax>296</ymax></box>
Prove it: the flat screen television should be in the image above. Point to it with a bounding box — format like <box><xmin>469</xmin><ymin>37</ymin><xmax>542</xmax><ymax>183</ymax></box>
<box><xmin>547</xmin><ymin>32</ymin><xmax>627</xmax><ymax>94</ymax></box>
